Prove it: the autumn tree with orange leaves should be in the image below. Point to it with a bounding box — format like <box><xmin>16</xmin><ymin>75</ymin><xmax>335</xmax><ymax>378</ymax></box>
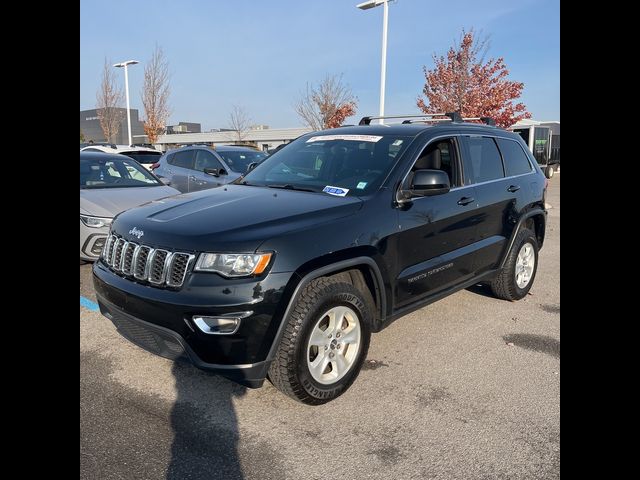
<box><xmin>295</xmin><ymin>74</ymin><xmax>357</xmax><ymax>130</ymax></box>
<box><xmin>417</xmin><ymin>30</ymin><xmax>530</xmax><ymax>128</ymax></box>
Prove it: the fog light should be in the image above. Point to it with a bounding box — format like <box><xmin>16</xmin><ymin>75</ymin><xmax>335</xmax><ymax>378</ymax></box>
<box><xmin>91</xmin><ymin>237</ymin><xmax>106</xmax><ymax>255</ymax></box>
<box><xmin>192</xmin><ymin>312</ymin><xmax>252</xmax><ymax>335</ymax></box>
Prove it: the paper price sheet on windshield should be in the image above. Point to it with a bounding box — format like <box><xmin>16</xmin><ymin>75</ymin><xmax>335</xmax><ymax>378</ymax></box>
<box><xmin>306</xmin><ymin>134</ymin><xmax>383</xmax><ymax>143</ymax></box>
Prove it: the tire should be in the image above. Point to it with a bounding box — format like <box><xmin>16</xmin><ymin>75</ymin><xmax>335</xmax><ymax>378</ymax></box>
<box><xmin>268</xmin><ymin>277</ymin><xmax>373</xmax><ymax>405</ymax></box>
<box><xmin>545</xmin><ymin>165</ymin><xmax>554</xmax><ymax>179</ymax></box>
<box><xmin>490</xmin><ymin>228</ymin><xmax>539</xmax><ymax>301</ymax></box>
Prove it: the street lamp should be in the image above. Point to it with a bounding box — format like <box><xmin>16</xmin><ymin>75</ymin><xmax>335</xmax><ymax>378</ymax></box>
<box><xmin>357</xmin><ymin>0</ymin><xmax>392</xmax><ymax>124</ymax></box>
<box><xmin>113</xmin><ymin>60</ymin><xmax>139</xmax><ymax>146</ymax></box>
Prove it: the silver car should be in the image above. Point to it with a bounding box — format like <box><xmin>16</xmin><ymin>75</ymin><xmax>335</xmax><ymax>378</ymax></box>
<box><xmin>80</xmin><ymin>151</ymin><xmax>179</xmax><ymax>261</ymax></box>
<box><xmin>153</xmin><ymin>145</ymin><xmax>268</xmax><ymax>193</ymax></box>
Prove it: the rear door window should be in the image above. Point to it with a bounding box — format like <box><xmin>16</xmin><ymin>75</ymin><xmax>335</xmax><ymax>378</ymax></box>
<box><xmin>169</xmin><ymin>150</ymin><xmax>195</xmax><ymax>169</ymax></box>
<box><xmin>461</xmin><ymin>136</ymin><xmax>505</xmax><ymax>185</ymax></box>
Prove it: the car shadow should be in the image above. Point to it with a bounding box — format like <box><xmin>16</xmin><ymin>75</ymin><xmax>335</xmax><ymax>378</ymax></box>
<box><xmin>167</xmin><ymin>360</ymin><xmax>247</xmax><ymax>480</ymax></box>
<box><xmin>466</xmin><ymin>283</ymin><xmax>495</xmax><ymax>298</ymax></box>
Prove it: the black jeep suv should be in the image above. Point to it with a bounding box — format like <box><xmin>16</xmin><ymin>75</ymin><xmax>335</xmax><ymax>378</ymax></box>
<box><xmin>93</xmin><ymin>114</ymin><xmax>547</xmax><ymax>405</ymax></box>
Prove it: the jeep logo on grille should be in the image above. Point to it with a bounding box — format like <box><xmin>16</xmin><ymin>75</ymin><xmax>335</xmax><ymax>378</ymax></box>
<box><xmin>129</xmin><ymin>227</ymin><xmax>144</xmax><ymax>239</ymax></box>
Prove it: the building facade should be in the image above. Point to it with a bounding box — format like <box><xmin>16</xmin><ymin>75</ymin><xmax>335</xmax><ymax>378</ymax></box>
<box><xmin>80</xmin><ymin>108</ymin><xmax>145</xmax><ymax>145</ymax></box>
<box><xmin>166</xmin><ymin>122</ymin><xmax>202</xmax><ymax>134</ymax></box>
<box><xmin>155</xmin><ymin>127</ymin><xmax>312</xmax><ymax>152</ymax></box>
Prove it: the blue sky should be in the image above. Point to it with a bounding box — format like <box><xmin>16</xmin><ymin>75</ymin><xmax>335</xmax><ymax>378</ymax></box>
<box><xmin>80</xmin><ymin>0</ymin><xmax>559</xmax><ymax>130</ymax></box>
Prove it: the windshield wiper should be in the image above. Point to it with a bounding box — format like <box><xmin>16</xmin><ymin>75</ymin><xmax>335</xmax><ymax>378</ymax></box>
<box><xmin>267</xmin><ymin>184</ymin><xmax>316</xmax><ymax>192</ymax></box>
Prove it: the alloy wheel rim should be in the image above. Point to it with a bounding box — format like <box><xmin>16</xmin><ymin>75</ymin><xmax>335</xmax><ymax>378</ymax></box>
<box><xmin>306</xmin><ymin>306</ymin><xmax>361</xmax><ymax>385</ymax></box>
<box><xmin>515</xmin><ymin>242</ymin><xmax>535</xmax><ymax>289</ymax></box>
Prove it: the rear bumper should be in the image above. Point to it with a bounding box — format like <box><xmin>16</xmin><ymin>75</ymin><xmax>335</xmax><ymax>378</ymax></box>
<box><xmin>97</xmin><ymin>294</ymin><xmax>271</xmax><ymax>388</ymax></box>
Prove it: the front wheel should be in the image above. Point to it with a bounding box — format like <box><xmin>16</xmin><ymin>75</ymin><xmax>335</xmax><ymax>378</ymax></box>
<box><xmin>268</xmin><ymin>277</ymin><xmax>372</xmax><ymax>405</ymax></box>
<box><xmin>490</xmin><ymin>228</ymin><xmax>539</xmax><ymax>301</ymax></box>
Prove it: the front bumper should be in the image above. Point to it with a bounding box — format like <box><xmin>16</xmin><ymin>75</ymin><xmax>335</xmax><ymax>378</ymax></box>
<box><xmin>97</xmin><ymin>295</ymin><xmax>271</xmax><ymax>387</ymax></box>
<box><xmin>93</xmin><ymin>260</ymin><xmax>294</xmax><ymax>387</ymax></box>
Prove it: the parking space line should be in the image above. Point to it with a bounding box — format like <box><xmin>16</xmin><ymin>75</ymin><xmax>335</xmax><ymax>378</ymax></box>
<box><xmin>81</xmin><ymin>296</ymin><xmax>99</xmax><ymax>311</ymax></box>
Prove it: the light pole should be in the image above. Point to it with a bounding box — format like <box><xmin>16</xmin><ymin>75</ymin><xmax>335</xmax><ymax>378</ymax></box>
<box><xmin>357</xmin><ymin>0</ymin><xmax>391</xmax><ymax>124</ymax></box>
<box><xmin>113</xmin><ymin>60</ymin><xmax>139</xmax><ymax>146</ymax></box>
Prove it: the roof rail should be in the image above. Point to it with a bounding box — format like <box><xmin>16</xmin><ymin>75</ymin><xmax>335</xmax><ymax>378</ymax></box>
<box><xmin>358</xmin><ymin>111</ymin><xmax>496</xmax><ymax>126</ymax></box>
<box><xmin>359</xmin><ymin>113</ymin><xmax>448</xmax><ymax>125</ymax></box>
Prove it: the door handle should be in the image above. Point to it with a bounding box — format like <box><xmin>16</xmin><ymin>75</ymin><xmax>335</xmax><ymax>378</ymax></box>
<box><xmin>457</xmin><ymin>197</ymin><xmax>475</xmax><ymax>206</ymax></box>
<box><xmin>189</xmin><ymin>175</ymin><xmax>197</xmax><ymax>181</ymax></box>
<box><xmin>507</xmin><ymin>185</ymin><xmax>521</xmax><ymax>192</ymax></box>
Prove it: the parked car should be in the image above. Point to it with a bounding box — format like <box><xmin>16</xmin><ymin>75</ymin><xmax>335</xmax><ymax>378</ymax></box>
<box><xmin>152</xmin><ymin>145</ymin><xmax>268</xmax><ymax>193</ymax></box>
<box><xmin>80</xmin><ymin>145</ymin><xmax>163</xmax><ymax>171</ymax></box>
<box><xmin>80</xmin><ymin>151</ymin><xmax>179</xmax><ymax>261</ymax></box>
<box><xmin>93</xmin><ymin>113</ymin><xmax>547</xmax><ymax>404</ymax></box>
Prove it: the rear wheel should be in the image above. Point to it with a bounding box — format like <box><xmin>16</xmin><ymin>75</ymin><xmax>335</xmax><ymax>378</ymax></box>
<box><xmin>545</xmin><ymin>165</ymin><xmax>555</xmax><ymax>179</ymax></box>
<box><xmin>491</xmin><ymin>228</ymin><xmax>539</xmax><ymax>301</ymax></box>
<box><xmin>268</xmin><ymin>277</ymin><xmax>372</xmax><ymax>405</ymax></box>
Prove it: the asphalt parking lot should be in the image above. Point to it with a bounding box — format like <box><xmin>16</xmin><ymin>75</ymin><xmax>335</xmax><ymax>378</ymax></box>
<box><xmin>80</xmin><ymin>175</ymin><xmax>560</xmax><ymax>480</ymax></box>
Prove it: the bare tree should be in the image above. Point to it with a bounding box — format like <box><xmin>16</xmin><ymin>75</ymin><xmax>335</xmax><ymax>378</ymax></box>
<box><xmin>96</xmin><ymin>58</ymin><xmax>125</xmax><ymax>143</ymax></box>
<box><xmin>228</xmin><ymin>105</ymin><xmax>252</xmax><ymax>142</ymax></box>
<box><xmin>294</xmin><ymin>74</ymin><xmax>357</xmax><ymax>130</ymax></box>
<box><xmin>141</xmin><ymin>45</ymin><xmax>171</xmax><ymax>144</ymax></box>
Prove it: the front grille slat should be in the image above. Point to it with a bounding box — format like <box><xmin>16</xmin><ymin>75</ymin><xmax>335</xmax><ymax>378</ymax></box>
<box><xmin>148</xmin><ymin>249</ymin><xmax>169</xmax><ymax>284</ymax></box>
<box><xmin>134</xmin><ymin>246</ymin><xmax>151</xmax><ymax>280</ymax></box>
<box><xmin>121</xmin><ymin>242</ymin><xmax>137</xmax><ymax>275</ymax></box>
<box><xmin>102</xmin><ymin>234</ymin><xmax>194</xmax><ymax>288</ymax></box>
<box><xmin>167</xmin><ymin>253</ymin><xmax>193</xmax><ymax>287</ymax></box>
<box><xmin>111</xmin><ymin>238</ymin><xmax>124</xmax><ymax>270</ymax></box>
<box><xmin>102</xmin><ymin>234</ymin><xmax>115</xmax><ymax>263</ymax></box>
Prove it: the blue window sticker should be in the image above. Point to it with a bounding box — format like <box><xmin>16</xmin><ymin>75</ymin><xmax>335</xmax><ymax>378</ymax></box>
<box><xmin>356</xmin><ymin>181</ymin><xmax>368</xmax><ymax>189</ymax></box>
<box><xmin>322</xmin><ymin>185</ymin><xmax>349</xmax><ymax>197</ymax></box>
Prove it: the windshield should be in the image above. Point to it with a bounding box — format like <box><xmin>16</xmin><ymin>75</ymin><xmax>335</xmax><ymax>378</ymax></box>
<box><xmin>120</xmin><ymin>150</ymin><xmax>162</xmax><ymax>164</ymax></box>
<box><xmin>217</xmin><ymin>150</ymin><xmax>268</xmax><ymax>173</ymax></box>
<box><xmin>239</xmin><ymin>134</ymin><xmax>412</xmax><ymax>196</ymax></box>
<box><xmin>80</xmin><ymin>156</ymin><xmax>163</xmax><ymax>189</ymax></box>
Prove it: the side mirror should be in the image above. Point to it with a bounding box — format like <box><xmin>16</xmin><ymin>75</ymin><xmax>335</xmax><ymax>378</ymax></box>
<box><xmin>204</xmin><ymin>168</ymin><xmax>227</xmax><ymax>177</ymax></box>
<box><xmin>159</xmin><ymin>177</ymin><xmax>171</xmax><ymax>186</ymax></box>
<box><xmin>246</xmin><ymin>162</ymin><xmax>259</xmax><ymax>172</ymax></box>
<box><xmin>401</xmin><ymin>169</ymin><xmax>450</xmax><ymax>199</ymax></box>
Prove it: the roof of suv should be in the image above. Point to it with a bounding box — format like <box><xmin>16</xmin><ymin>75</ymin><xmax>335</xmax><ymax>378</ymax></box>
<box><xmin>308</xmin><ymin>122</ymin><xmax>504</xmax><ymax>137</ymax></box>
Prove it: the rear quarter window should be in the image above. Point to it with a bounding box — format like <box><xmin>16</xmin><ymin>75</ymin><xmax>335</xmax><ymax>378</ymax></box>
<box><xmin>496</xmin><ymin>138</ymin><xmax>533</xmax><ymax>177</ymax></box>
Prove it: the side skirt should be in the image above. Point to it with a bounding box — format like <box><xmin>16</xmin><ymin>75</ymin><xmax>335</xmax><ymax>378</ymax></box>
<box><xmin>381</xmin><ymin>269</ymin><xmax>498</xmax><ymax>330</ymax></box>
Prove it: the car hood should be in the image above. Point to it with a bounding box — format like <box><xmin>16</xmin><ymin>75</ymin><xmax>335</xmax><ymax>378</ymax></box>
<box><xmin>80</xmin><ymin>186</ymin><xmax>180</xmax><ymax>217</ymax></box>
<box><xmin>111</xmin><ymin>184</ymin><xmax>363</xmax><ymax>252</ymax></box>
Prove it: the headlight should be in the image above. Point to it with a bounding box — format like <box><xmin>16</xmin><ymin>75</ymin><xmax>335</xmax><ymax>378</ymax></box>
<box><xmin>80</xmin><ymin>215</ymin><xmax>113</xmax><ymax>228</ymax></box>
<box><xmin>194</xmin><ymin>252</ymin><xmax>273</xmax><ymax>277</ymax></box>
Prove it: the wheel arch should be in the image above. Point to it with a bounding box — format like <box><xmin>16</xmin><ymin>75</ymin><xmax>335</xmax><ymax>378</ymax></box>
<box><xmin>266</xmin><ymin>255</ymin><xmax>387</xmax><ymax>363</ymax></box>
<box><xmin>500</xmin><ymin>208</ymin><xmax>547</xmax><ymax>270</ymax></box>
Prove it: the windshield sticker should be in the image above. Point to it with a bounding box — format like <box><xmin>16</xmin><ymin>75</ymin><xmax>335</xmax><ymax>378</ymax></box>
<box><xmin>306</xmin><ymin>134</ymin><xmax>383</xmax><ymax>143</ymax></box>
<box><xmin>356</xmin><ymin>182</ymin><xmax>368</xmax><ymax>189</ymax></box>
<box><xmin>323</xmin><ymin>185</ymin><xmax>350</xmax><ymax>197</ymax></box>
<box><xmin>392</xmin><ymin>139</ymin><xmax>404</xmax><ymax>146</ymax></box>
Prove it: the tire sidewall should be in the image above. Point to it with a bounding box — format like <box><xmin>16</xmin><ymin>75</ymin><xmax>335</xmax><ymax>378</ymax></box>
<box><xmin>295</xmin><ymin>288</ymin><xmax>371</xmax><ymax>402</ymax></box>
